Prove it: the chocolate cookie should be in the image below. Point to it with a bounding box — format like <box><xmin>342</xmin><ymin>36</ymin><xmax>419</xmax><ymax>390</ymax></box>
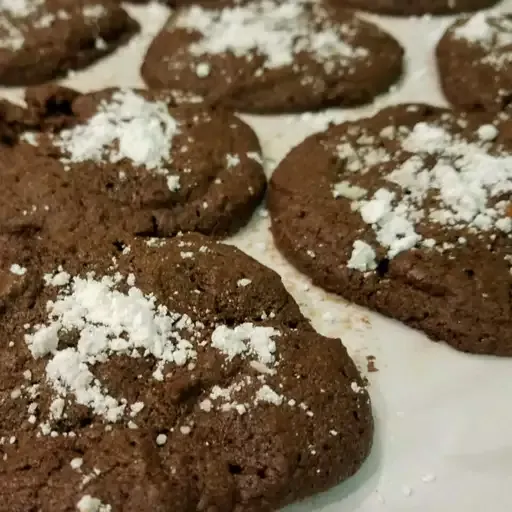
<box><xmin>437</xmin><ymin>12</ymin><xmax>512</xmax><ymax>113</ymax></box>
<box><xmin>331</xmin><ymin>0</ymin><xmax>499</xmax><ymax>16</ymax></box>
<box><xmin>0</xmin><ymin>232</ymin><xmax>373</xmax><ymax>511</ymax></box>
<box><xmin>0</xmin><ymin>0</ymin><xmax>139</xmax><ymax>86</ymax></box>
<box><xmin>140</xmin><ymin>0</ymin><xmax>403</xmax><ymax>113</ymax></box>
<box><xmin>0</xmin><ymin>87</ymin><xmax>265</xmax><ymax>240</ymax></box>
<box><xmin>269</xmin><ymin>104</ymin><xmax>512</xmax><ymax>356</ymax></box>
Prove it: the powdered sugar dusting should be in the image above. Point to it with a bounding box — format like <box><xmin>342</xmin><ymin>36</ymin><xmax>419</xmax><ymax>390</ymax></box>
<box><xmin>0</xmin><ymin>0</ymin><xmax>44</xmax><ymax>51</ymax></box>
<box><xmin>25</xmin><ymin>269</ymin><xmax>198</xmax><ymax>424</ymax></box>
<box><xmin>54</xmin><ymin>90</ymin><xmax>181</xmax><ymax>191</ymax></box>
<box><xmin>453</xmin><ymin>12</ymin><xmax>512</xmax><ymax>46</ymax></box>
<box><xmin>453</xmin><ymin>13</ymin><xmax>512</xmax><ymax>68</ymax></box>
<box><xmin>174</xmin><ymin>0</ymin><xmax>368</xmax><ymax>71</ymax></box>
<box><xmin>0</xmin><ymin>2</ymin><xmax>106</xmax><ymax>51</ymax></box>
<box><xmin>19</xmin><ymin>258</ymin><xmax>308</xmax><ymax>431</ymax></box>
<box><xmin>337</xmin><ymin>117</ymin><xmax>512</xmax><ymax>267</ymax></box>
<box><xmin>331</xmin><ymin>137</ymin><xmax>390</xmax><ymax>175</ymax></box>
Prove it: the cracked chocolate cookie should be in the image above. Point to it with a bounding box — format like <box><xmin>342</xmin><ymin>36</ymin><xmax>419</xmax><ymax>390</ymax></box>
<box><xmin>0</xmin><ymin>232</ymin><xmax>373</xmax><ymax>512</ymax></box>
<box><xmin>0</xmin><ymin>0</ymin><xmax>139</xmax><ymax>85</ymax></box>
<box><xmin>437</xmin><ymin>12</ymin><xmax>512</xmax><ymax>113</ymax></box>
<box><xmin>268</xmin><ymin>103</ymin><xmax>512</xmax><ymax>356</ymax></box>
<box><xmin>140</xmin><ymin>0</ymin><xmax>403</xmax><ymax>113</ymax></box>
<box><xmin>0</xmin><ymin>87</ymin><xmax>265</xmax><ymax>240</ymax></box>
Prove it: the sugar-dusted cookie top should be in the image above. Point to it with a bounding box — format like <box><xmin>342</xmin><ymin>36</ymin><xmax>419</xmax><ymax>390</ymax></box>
<box><xmin>0</xmin><ymin>232</ymin><xmax>372</xmax><ymax>511</ymax></box>
<box><xmin>269</xmin><ymin>104</ymin><xmax>512</xmax><ymax>355</ymax></box>
<box><xmin>0</xmin><ymin>0</ymin><xmax>139</xmax><ymax>85</ymax></box>
<box><xmin>0</xmin><ymin>87</ymin><xmax>266</xmax><ymax>240</ymax></box>
<box><xmin>141</xmin><ymin>0</ymin><xmax>403</xmax><ymax>113</ymax></box>
<box><xmin>438</xmin><ymin>12</ymin><xmax>512</xmax><ymax>112</ymax></box>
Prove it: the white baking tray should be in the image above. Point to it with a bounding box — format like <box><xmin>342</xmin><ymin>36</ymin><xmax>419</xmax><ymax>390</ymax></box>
<box><xmin>2</xmin><ymin>2</ymin><xmax>511</xmax><ymax>510</ymax></box>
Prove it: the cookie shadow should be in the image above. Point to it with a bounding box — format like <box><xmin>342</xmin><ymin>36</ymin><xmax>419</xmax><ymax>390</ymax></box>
<box><xmin>283</xmin><ymin>417</ymin><xmax>382</xmax><ymax>512</ymax></box>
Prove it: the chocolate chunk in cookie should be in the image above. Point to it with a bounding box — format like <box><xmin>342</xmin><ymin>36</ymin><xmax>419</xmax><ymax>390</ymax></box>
<box><xmin>141</xmin><ymin>0</ymin><xmax>403</xmax><ymax>113</ymax></box>
<box><xmin>0</xmin><ymin>233</ymin><xmax>373</xmax><ymax>511</ymax></box>
<box><xmin>330</xmin><ymin>0</ymin><xmax>499</xmax><ymax>16</ymax></box>
<box><xmin>269</xmin><ymin>103</ymin><xmax>512</xmax><ymax>356</ymax></box>
<box><xmin>437</xmin><ymin>12</ymin><xmax>512</xmax><ymax>113</ymax></box>
<box><xmin>0</xmin><ymin>0</ymin><xmax>139</xmax><ymax>86</ymax></box>
<box><xmin>0</xmin><ymin>87</ymin><xmax>265</xmax><ymax>240</ymax></box>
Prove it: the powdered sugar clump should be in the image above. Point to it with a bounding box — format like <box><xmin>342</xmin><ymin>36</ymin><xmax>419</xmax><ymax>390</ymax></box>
<box><xmin>55</xmin><ymin>90</ymin><xmax>181</xmax><ymax>191</ymax></box>
<box><xmin>347</xmin><ymin>240</ymin><xmax>377</xmax><ymax>271</ymax></box>
<box><xmin>44</xmin><ymin>268</ymin><xmax>70</xmax><ymax>286</ymax></box>
<box><xmin>174</xmin><ymin>0</ymin><xmax>368</xmax><ymax>71</ymax></box>
<box><xmin>156</xmin><ymin>433</ymin><xmax>168</xmax><ymax>445</ymax></box>
<box><xmin>76</xmin><ymin>495</ymin><xmax>111</xmax><ymax>512</ymax></box>
<box><xmin>255</xmin><ymin>384</ymin><xmax>284</xmax><ymax>405</ymax></box>
<box><xmin>357</xmin><ymin>187</ymin><xmax>422</xmax><ymax>259</ymax></box>
<box><xmin>332</xmin><ymin>181</ymin><xmax>367</xmax><ymax>200</ymax></box>
<box><xmin>25</xmin><ymin>270</ymin><xmax>198</xmax><ymax>423</ymax></box>
<box><xmin>211</xmin><ymin>323</ymin><xmax>279</xmax><ymax>365</ymax></box>
<box><xmin>9</xmin><ymin>263</ymin><xmax>27</xmax><ymax>275</ymax></box>
<box><xmin>208</xmin><ymin>378</ymin><xmax>250</xmax><ymax>414</ymax></box>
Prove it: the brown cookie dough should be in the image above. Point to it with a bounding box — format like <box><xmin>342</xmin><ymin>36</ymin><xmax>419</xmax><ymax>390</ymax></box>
<box><xmin>0</xmin><ymin>0</ymin><xmax>139</xmax><ymax>86</ymax></box>
<box><xmin>437</xmin><ymin>12</ymin><xmax>512</xmax><ymax>113</ymax></box>
<box><xmin>268</xmin><ymin>103</ymin><xmax>512</xmax><ymax>356</ymax></box>
<box><xmin>140</xmin><ymin>0</ymin><xmax>404</xmax><ymax>114</ymax></box>
<box><xmin>0</xmin><ymin>232</ymin><xmax>373</xmax><ymax>512</ymax></box>
<box><xmin>0</xmin><ymin>87</ymin><xmax>265</xmax><ymax>240</ymax></box>
<box><xmin>331</xmin><ymin>0</ymin><xmax>499</xmax><ymax>16</ymax></box>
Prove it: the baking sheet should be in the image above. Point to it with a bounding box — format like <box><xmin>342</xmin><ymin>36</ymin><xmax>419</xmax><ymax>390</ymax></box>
<box><xmin>2</xmin><ymin>2</ymin><xmax>512</xmax><ymax>510</ymax></box>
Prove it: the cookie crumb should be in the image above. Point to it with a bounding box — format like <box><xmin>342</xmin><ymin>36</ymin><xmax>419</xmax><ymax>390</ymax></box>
<box><xmin>366</xmin><ymin>355</ymin><xmax>378</xmax><ymax>372</ymax></box>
